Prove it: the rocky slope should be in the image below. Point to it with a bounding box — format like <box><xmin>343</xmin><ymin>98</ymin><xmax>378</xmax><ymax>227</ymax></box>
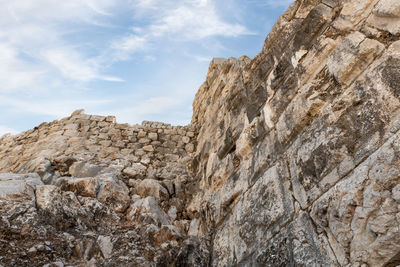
<box><xmin>1</xmin><ymin>0</ymin><xmax>400</xmax><ymax>266</ymax></box>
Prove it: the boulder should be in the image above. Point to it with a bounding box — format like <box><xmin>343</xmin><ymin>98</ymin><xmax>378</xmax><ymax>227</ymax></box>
<box><xmin>0</xmin><ymin>173</ymin><xmax>43</xmax><ymax>198</ymax></box>
<box><xmin>136</xmin><ymin>179</ymin><xmax>169</xmax><ymax>202</ymax></box>
<box><xmin>69</xmin><ymin>162</ymin><xmax>117</xmax><ymax>178</ymax></box>
<box><xmin>57</xmin><ymin>177</ymin><xmax>99</xmax><ymax>198</ymax></box>
<box><xmin>128</xmin><ymin>196</ymin><xmax>171</xmax><ymax>226</ymax></box>
<box><xmin>97</xmin><ymin>178</ymin><xmax>130</xmax><ymax>213</ymax></box>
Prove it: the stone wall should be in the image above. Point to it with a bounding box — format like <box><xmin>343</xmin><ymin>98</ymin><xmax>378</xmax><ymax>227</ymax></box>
<box><xmin>0</xmin><ymin>109</ymin><xmax>196</xmax><ymax>180</ymax></box>
<box><xmin>188</xmin><ymin>0</ymin><xmax>400</xmax><ymax>266</ymax></box>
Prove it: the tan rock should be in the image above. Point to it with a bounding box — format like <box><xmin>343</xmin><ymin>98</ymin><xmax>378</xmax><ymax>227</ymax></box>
<box><xmin>128</xmin><ymin>196</ymin><xmax>171</xmax><ymax>226</ymax></box>
<box><xmin>136</xmin><ymin>179</ymin><xmax>169</xmax><ymax>202</ymax></box>
<box><xmin>148</xmin><ymin>132</ymin><xmax>158</xmax><ymax>141</ymax></box>
<box><xmin>123</xmin><ymin>163</ymin><xmax>147</xmax><ymax>178</ymax></box>
<box><xmin>58</xmin><ymin>177</ymin><xmax>99</xmax><ymax>198</ymax></box>
<box><xmin>143</xmin><ymin>145</ymin><xmax>154</xmax><ymax>152</ymax></box>
<box><xmin>97</xmin><ymin>179</ymin><xmax>130</xmax><ymax>213</ymax></box>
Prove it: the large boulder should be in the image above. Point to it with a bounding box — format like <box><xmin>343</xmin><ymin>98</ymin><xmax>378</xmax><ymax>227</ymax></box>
<box><xmin>96</xmin><ymin>178</ymin><xmax>130</xmax><ymax>213</ymax></box>
<box><xmin>0</xmin><ymin>173</ymin><xmax>43</xmax><ymax>198</ymax></box>
<box><xmin>69</xmin><ymin>162</ymin><xmax>118</xmax><ymax>178</ymax></box>
<box><xmin>57</xmin><ymin>177</ymin><xmax>99</xmax><ymax>198</ymax></box>
<box><xmin>35</xmin><ymin>185</ymin><xmax>88</xmax><ymax>230</ymax></box>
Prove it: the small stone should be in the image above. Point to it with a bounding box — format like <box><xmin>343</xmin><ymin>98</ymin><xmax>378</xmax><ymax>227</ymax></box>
<box><xmin>182</xmin><ymin>136</ymin><xmax>190</xmax><ymax>144</ymax></box>
<box><xmin>185</xmin><ymin>143</ymin><xmax>195</xmax><ymax>153</ymax></box>
<box><xmin>141</xmin><ymin>157</ymin><xmax>151</xmax><ymax>165</ymax></box>
<box><xmin>160</xmin><ymin>242</ymin><xmax>169</xmax><ymax>250</ymax></box>
<box><xmin>97</xmin><ymin>235</ymin><xmax>113</xmax><ymax>259</ymax></box>
<box><xmin>139</xmin><ymin>138</ymin><xmax>151</xmax><ymax>144</ymax></box>
<box><xmin>53</xmin><ymin>262</ymin><xmax>64</xmax><ymax>267</ymax></box>
<box><xmin>123</xmin><ymin>163</ymin><xmax>147</xmax><ymax>178</ymax></box>
<box><xmin>143</xmin><ymin>145</ymin><xmax>154</xmax><ymax>152</ymax></box>
<box><xmin>138</xmin><ymin>131</ymin><xmax>147</xmax><ymax>138</ymax></box>
<box><xmin>168</xmin><ymin>206</ymin><xmax>178</xmax><ymax>221</ymax></box>
<box><xmin>90</xmin><ymin>115</ymin><xmax>106</xmax><ymax>122</ymax></box>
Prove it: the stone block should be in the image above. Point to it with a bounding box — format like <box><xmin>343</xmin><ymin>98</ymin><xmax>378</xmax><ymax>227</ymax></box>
<box><xmin>148</xmin><ymin>132</ymin><xmax>158</xmax><ymax>141</ymax></box>
<box><xmin>123</xmin><ymin>163</ymin><xmax>147</xmax><ymax>178</ymax></box>
<box><xmin>136</xmin><ymin>179</ymin><xmax>169</xmax><ymax>202</ymax></box>
<box><xmin>90</xmin><ymin>115</ymin><xmax>106</xmax><ymax>122</ymax></box>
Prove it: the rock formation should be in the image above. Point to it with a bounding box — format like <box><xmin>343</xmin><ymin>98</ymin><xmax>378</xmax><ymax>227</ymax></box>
<box><xmin>1</xmin><ymin>0</ymin><xmax>400</xmax><ymax>266</ymax></box>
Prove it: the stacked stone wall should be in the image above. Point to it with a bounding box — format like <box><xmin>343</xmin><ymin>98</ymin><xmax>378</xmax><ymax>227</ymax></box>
<box><xmin>0</xmin><ymin>110</ymin><xmax>196</xmax><ymax>181</ymax></box>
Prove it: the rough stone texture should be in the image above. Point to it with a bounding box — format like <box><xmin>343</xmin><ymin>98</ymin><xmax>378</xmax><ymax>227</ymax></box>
<box><xmin>0</xmin><ymin>0</ymin><xmax>400</xmax><ymax>266</ymax></box>
<box><xmin>0</xmin><ymin>113</ymin><xmax>196</xmax><ymax>266</ymax></box>
<box><xmin>188</xmin><ymin>0</ymin><xmax>400</xmax><ymax>266</ymax></box>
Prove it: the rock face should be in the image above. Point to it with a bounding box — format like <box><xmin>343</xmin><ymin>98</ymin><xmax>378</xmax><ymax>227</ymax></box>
<box><xmin>1</xmin><ymin>0</ymin><xmax>400</xmax><ymax>266</ymax></box>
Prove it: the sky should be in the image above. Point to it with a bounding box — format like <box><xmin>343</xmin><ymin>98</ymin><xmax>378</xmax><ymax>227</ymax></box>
<box><xmin>0</xmin><ymin>0</ymin><xmax>292</xmax><ymax>136</ymax></box>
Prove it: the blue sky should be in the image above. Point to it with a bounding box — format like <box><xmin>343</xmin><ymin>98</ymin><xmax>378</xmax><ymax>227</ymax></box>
<box><xmin>0</xmin><ymin>0</ymin><xmax>292</xmax><ymax>136</ymax></box>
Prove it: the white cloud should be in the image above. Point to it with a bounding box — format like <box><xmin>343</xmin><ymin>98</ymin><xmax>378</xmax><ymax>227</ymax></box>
<box><xmin>0</xmin><ymin>126</ymin><xmax>18</xmax><ymax>137</ymax></box>
<box><xmin>111</xmin><ymin>35</ymin><xmax>149</xmax><ymax>60</ymax></box>
<box><xmin>112</xmin><ymin>0</ymin><xmax>251</xmax><ymax>58</ymax></box>
<box><xmin>43</xmin><ymin>49</ymin><xmax>122</xmax><ymax>82</ymax></box>
<box><xmin>0</xmin><ymin>0</ymin><xmax>122</xmax><ymax>93</ymax></box>
<box><xmin>1</xmin><ymin>0</ymin><xmax>118</xmax><ymax>24</ymax></box>
<box><xmin>0</xmin><ymin>43</ymin><xmax>46</xmax><ymax>93</ymax></box>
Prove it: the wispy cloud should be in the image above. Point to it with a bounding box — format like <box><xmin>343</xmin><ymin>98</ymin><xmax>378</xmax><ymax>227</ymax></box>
<box><xmin>111</xmin><ymin>35</ymin><xmax>149</xmax><ymax>60</ymax></box>
<box><xmin>0</xmin><ymin>0</ymin><xmax>122</xmax><ymax>93</ymax></box>
<box><xmin>112</xmin><ymin>0</ymin><xmax>252</xmax><ymax>59</ymax></box>
<box><xmin>43</xmin><ymin>48</ymin><xmax>123</xmax><ymax>82</ymax></box>
<box><xmin>0</xmin><ymin>43</ymin><xmax>46</xmax><ymax>93</ymax></box>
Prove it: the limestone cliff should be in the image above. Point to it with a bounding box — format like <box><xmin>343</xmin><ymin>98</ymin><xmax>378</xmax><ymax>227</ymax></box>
<box><xmin>1</xmin><ymin>0</ymin><xmax>400</xmax><ymax>266</ymax></box>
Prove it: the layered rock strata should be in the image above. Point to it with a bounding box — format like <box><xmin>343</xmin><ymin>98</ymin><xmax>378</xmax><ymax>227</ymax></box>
<box><xmin>1</xmin><ymin>0</ymin><xmax>400</xmax><ymax>266</ymax></box>
<box><xmin>188</xmin><ymin>0</ymin><xmax>400</xmax><ymax>266</ymax></box>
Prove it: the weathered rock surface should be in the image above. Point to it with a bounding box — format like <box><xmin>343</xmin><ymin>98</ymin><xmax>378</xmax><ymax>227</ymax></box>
<box><xmin>187</xmin><ymin>0</ymin><xmax>400</xmax><ymax>266</ymax></box>
<box><xmin>1</xmin><ymin>0</ymin><xmax>400</xmax><ymax>266</ymax></box>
